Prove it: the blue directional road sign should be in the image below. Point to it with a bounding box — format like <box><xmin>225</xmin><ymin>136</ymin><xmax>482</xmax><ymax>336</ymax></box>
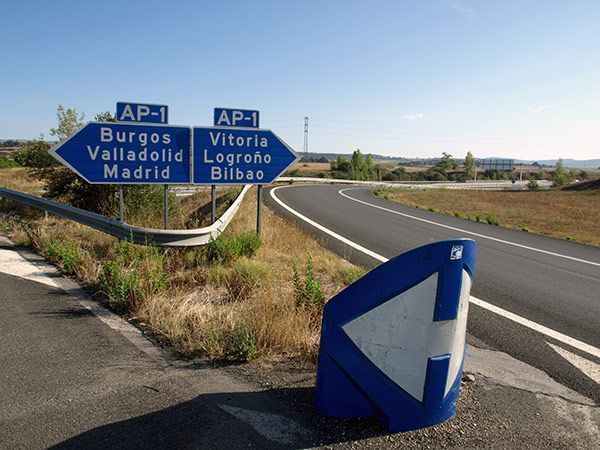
<box><xmin>117</xmin><ymin>102</ymin><xmax>169</xmax><ymax>124</ymax></box>
<box><xmin>315</xmin><ymin>239</ymin><xmax>477</xmax><ymax>432</ymax></box>
<box><xmin>214</xmin><ymin>107</ymin><xmax>259</xmax><ymax>128</ymax></box>
<box><xmin>49</xmin><ymin>122</ymin><xmax>191</xmax><ymax>184</ymax></box>
<box><xmin>193</xmin><ymin>126</ymin><xmax>298</xmax><ymax>184</ymax></box>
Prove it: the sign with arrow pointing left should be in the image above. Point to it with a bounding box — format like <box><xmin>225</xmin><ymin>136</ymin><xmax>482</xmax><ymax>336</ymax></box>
<box><xmin>49</xmin><ymin>122</ymin><xmax>191</xmax><ymax>184</ymax></box>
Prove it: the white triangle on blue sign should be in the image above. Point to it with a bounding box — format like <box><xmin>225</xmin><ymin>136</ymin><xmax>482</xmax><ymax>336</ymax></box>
<box><xmin>342</xmin><ymin>270</ymin><xmax>471</xmax><ymax>402</ymax></box>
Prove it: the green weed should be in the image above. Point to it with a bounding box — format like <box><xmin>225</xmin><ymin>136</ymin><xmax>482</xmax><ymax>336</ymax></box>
<box><xmin>205</xmin><ymin>232</ymin><xmax>261</xmax><ymax>265</ymax></box>
<box><xmin>486</xmin><ymin>213</ymin><xmax>500</xmax><ymax>226</ymax></box>
<box><xmin>41</xmin><ymin>236</ymin><xmax>80</xmax><ymax>274</ymax></box>
<box><xmin>293</xmin><ymin>255</ymin><xmax>325</xmax><ymax>307</ymax></box>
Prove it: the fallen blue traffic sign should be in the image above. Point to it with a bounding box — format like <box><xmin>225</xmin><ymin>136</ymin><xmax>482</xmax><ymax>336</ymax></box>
<box><xmin>193</xmin><ymin>126</ymin><xmax>298</xmax><ymax>184</ymax></box>
<box><xmin>214</xmin><ymin>107</ymin><xmax>259</xmax><ymax>128</ymax></box>
<box><xmin>117</xmin><ymin>102</ymin><xmax>169</xmax><ymax>124</ymax></box>
<box><xmin>49</xmin><ymin>122</ymin><xmax>191</xmax><ymax>184</ymax></box>
<box><xmin>315</xmin><ymin>239</ymin><xmax>477</xmax><ymax>432</ymax></box>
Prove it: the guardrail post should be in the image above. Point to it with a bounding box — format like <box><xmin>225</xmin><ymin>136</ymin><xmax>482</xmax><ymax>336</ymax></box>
<box><xmin>211</xmin><ymin>184</ymin><xmax>216</xmax><ymax>224</ymax></box>
<box><xmin>163</xmin><ymin>184</ymin><xmax>169</xmax><ymax>229</ymax></box>
<box><xmin>119</xmin><ymin>185</ymin><xmax>125</xmax><ymax>223</ymax></box>
<box><xmin>256</xmin><ymin>184</ymin><xmax>263</xmax><ymax>235</ymax></box>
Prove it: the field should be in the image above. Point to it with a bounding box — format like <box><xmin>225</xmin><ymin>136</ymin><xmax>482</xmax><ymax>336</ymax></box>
<box><xmin>375</xmin><ymin>186</ymin><xmax>600</xmax><ymax>246</ymax></box>
<box><xmin>0</xmin><ymin>168</ymin><xmax>363</xmax><ymax>362</ymax></box>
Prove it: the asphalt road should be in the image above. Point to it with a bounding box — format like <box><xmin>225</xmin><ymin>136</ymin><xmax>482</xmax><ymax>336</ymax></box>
<box><xmin>0</xmin><ymin>257</ymin><xmax>315</xmax><ymax>449</ymax></box>
<box><xmin>267</xmin><ymin>184</ymin><xmax>600</xmax><ymax>403</ymax></box>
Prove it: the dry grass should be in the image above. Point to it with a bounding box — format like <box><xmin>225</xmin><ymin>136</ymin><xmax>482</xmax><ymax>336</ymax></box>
<box><xmin>136</xmin><ymin>186</ymin><xmax>358</xmax><ymax>360</ymax></box>
<box><xmin>1</xmin><ymin>173</ymin><xmax>362</xmax><ymax>362</ymax></box>
<box><xmin>380</xmin><ymin>188</ymin><xmax>600</xmax><ymax>246</ymax></box>
<box><xmin>0</xmin><ymin>168</ymin><xmax>43</xmax><ymax>194</ymax></box>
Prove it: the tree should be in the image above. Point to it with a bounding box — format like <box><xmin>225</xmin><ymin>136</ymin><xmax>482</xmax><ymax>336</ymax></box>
<box><xmin>94</xmin><ymin>111</ymin><xmax>116</xmax><ymax>122</ymax></box>
<box><xmin>552</xmin><ymin>158</ymin><xmax>574</xmax><ymax>186</ymax></box>
<box><xmin>464</xmin><ymin>151</ymin><xmax>476</xmax><ymax>180</ymax></box>
<box><xmin>435</xmin><ymin>152</ymin><xmax>458</xmax><ymax>173</ymax></box>
<box><xmin>50</xmin><ymin>105</ymin><xmax>85</xmax><ymax>142</ymax></box>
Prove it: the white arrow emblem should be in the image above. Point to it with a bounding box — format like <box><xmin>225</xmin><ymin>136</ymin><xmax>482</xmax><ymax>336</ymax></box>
<box><xmin>342</xmin><ymin>270</ymin><xmax>471</xmax><ymax>402</ymax></box>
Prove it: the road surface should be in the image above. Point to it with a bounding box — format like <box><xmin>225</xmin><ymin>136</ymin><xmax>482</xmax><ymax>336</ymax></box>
<box><xmin>267</xmin><ymin>184</ymin><xmax>600</xmax><ymax>403</ymax></box>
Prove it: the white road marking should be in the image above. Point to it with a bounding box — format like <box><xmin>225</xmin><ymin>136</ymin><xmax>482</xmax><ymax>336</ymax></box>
<box><xmin>547</xmin><ymin>342</ymin><xmax>600</xmax><ymax>384</ymax></box>
<box><xmin>0</xmin><ymin>242</ymin><xmax>61</xmax><ymax>289</ymax></box>
<box><xmin>218</xmin><ymin>404</ymin><xmax>309</xmax><ymax>445</ymax></box>
<box><xmin>338</xmin><ymin>187</ymin><xmax>600</xmax><ymax>268</ymax></box>
<box><xmin>270</xmin><ymin>186</ymin><xmax>600</xmax><ymax>360</ymax></box>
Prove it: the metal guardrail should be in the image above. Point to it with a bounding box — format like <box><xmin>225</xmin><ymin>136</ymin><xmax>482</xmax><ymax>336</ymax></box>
<box><xmin>0</xmin><ymin>185</ymin><xmax>252</xmax><ymax>247</ymax></box>
<box><xmin>277</xmin><ymin>177</ymin><xmax>552</xmax><ymax>190</ymax></box>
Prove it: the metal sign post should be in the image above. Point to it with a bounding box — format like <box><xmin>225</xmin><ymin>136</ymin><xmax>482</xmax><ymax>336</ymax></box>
<box><xmin>211</xmin><ymin>185</ymin><xmax>216</xmax><ymax>223</ymax></box>
<box><xmin>256</xmin><ymin>185</ymin><xmax>263</xmax><ymax>236</ymax></box>
<box><xmin>119</xmin><ymin>185</ymin><xmax>125</xmax><ymax>222</ymax></box>
<box><xmin>163</xmin><ymin>185</ymin><xmax>169</xmax><ymax>229</ymax></box>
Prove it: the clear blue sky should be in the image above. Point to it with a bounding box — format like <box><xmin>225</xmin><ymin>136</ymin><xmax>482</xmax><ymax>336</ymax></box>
<box><xmin>1</xmin><ymin>0</ymin><xmax>599</xmax><ymax>160</ymax></box>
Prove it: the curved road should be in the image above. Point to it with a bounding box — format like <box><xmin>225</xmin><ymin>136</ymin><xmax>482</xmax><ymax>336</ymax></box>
<box><xmin>266</xmin><ymin>184</ymin><xmax>600</xmax><ymax>403</ymax></box>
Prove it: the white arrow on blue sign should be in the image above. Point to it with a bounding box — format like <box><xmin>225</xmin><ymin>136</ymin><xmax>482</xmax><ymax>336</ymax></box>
<box><xmin>193</xmin><ymin>126</ymin><xmax>298</xmax><ymax>184</ymax></box>
<box><xmin>315</xmin><ymin>239</ymin><xmax>477</xmax><ymax>432</ymax></box>
<box><xmin>49</xmin><ymin>122</ymin><xmax>191</xmax><ymax>184</ymax></box>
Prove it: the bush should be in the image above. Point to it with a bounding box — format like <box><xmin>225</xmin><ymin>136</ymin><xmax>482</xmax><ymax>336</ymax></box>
<box><xmin>293</xmin><ymin>255</ymin><xmax>325</xmax><ymax>307</ymax></box>
<box><xmin>99</xmin><ymin>259</ymin><xmax>139</xmax><ymax>305</ymax></box>
<box><xmin>13</xmin><ymin>140</ymin><xmax>57</xmax><ymax>168</ymax></box>
<box><xmin>228</xmin><ymin>327</ymin><xmax>258</xmax><ymax>361</ymax></box>
<box><xmin>486</xmin><ymin>213</ymin><xmax>499</xmax><ymax>226</ymax></box>
<box><xmin>0</xmin><ymin>156</ymin><xmax>20</xmax><ymax>168</ymax></box>
<box><xmin>339</xmin><ymin>267</ymin><xmax>367</xmax><ymax>285</ymax></box>
<box><xmin>41</xmin><ymin>236</ymin><xmax>80</xmax><ymax>274</ymax></box>
<box><xmin>527</xmin><ymin>178</ymin><xmax>540</xmax><ymax>191</ymax></box>
<box><xmin>205</xmin><ymin>232</ymin><xmax>262</xmax><ymax>265</ymax></box>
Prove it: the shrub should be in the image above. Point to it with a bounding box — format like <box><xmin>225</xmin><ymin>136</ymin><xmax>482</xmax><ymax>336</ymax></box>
<box><xmin>99</xmin><ymin>259</ymin><xmax>139</xmax><ymax>305</ymax></box>
<box><xmin>0</xmin><ymin>156</ymin><xmax>20</xmax><ymax>168</ymax></box>
<box><xmin>486</xmin><ymin>213</ymin><xmax>499</xmax><ymax>226</ymax></box>
<box><xmin>474</xmin><ymin>214</ymin><xmax>481</xmax><ymax>222</ymax></box>
<box><xmin>521</xmin><ymin>226</ymin><xmax>530</xmax><ymax>232</ymax></box>
<box><xmin>41</xmin><ymin>236</ymin><xmax>80</xmax><ymax>274</ymax></box>
<box><xmin>205</xmin><ymin>232</ymin><xmax>261</xmax><ymax>265</ymax></box>
<box><xmin>339</xmin><ymin>267</ymin><xmax>367</xmax><ymax>285</ymax></box>
<box><xmin>293</xmin><ymin>255</ymin><xmax>325</xmax><ymax>307</ymax></box>
<box><xmin>13</xmin><ymin>140</ymin><xmax>57</xmax><ymax>168</ymax></box>
<box><xmin>228</xmin><ymin>326</ymin><xmax>258</xmax><ymax>361</ymax></box>
<box><xmin>428</xmin><ymin>207</ymin><xmax>436</xmax><ymax>212</ymax></box>
<box><xmin>527</xmin><ymin>178</ymin><xmax>540</xmax><ymax>191</ymax></box>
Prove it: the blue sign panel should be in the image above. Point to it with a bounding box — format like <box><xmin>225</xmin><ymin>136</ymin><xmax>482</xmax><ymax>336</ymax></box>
<box><xmin>315</xmin><ymin>239</ymin><xmax>477</xmax><ymax>432</ymax></box>
<box><xmin>193</xmin><ymin>126</ymin><xmax>298</xmax><ymax>184</ymax></box>
<box><xmin>116</xmin><ymin>102</ymin><xmax>168</xmax><ymax>124</ymax></box>
<box><xmin>49</xmin><ymin>122</ymin><xmax>191</xmax><ymax>184</ymax></box>
<box><xmin>214</xmin><ymin>108</ymin><xmax>259</xmax><ymax>128</ymax></box>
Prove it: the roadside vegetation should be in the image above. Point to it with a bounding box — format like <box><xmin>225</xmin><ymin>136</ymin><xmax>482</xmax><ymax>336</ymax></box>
<box><xmin>1</xmin><ymin>171</ymin><xmax>362</xmax><ymax>363</ymax></box>
<box><xmin>286</xmin><ymin>151</ymin><xmax>593</xmax><ymax>185</ymax></box>
<box><xmin>372</xmin><ymin>185</ymin><xmax>600</xmax><ymax>246</ymax></box>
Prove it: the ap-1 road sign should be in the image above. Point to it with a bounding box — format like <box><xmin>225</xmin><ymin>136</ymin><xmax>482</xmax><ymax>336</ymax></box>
<box><xmin>193</xmin><ymin>126</ymin><xmax>298</xmax><ymax>184</ymax></box>
<box><xmin>117</xmin><ymin>102</ymin><xmax>169</xmax><ymax>124</ymax></box>
<box><xmin>214</xmin><ymin>107</ymin><xmax>259</xmax><ymax>128</ymax></box>
<box><xmin>49</xmin><ymin>122</ymin><xmax>191</xmax><ymax>184</ymax></box>
<box><xmin>315</xmin><ymin>239</ymin><xmax>477</xmax><ymax>432</ymax></box>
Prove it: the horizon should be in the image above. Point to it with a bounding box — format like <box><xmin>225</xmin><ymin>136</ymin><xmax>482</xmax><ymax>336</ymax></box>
<box><xmin>1</xmin><ymin>1</ymin><xmax>599</xmax><ymax>161</ymax></box>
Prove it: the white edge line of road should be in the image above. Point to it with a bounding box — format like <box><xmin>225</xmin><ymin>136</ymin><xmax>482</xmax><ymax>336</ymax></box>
<box><xmin>270</xmin><ymin>185</ymin><xmax>600</xmax><ymax>360</ymax></box>
<box><xmin>339</xmin><ymin>187</ymin><xmax>600</xmax><ymax>268</ymax></box>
